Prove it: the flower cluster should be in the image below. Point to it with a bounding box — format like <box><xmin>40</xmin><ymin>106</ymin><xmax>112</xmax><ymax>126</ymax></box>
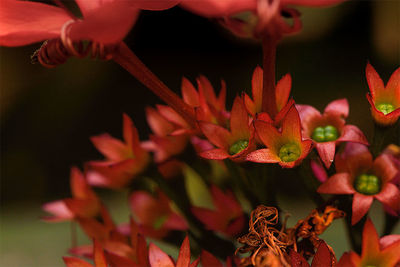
<box><xmin>2</xmin><ymin>0</ymin><xmax>400</xmax><ymax>266</ymax></box>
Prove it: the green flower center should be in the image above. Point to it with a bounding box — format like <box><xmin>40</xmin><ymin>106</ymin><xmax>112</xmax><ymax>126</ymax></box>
<box><xmin>229</xmin><ymin>139</ymin><xmax>249</xmax><ymax>155</ymax></box>
<box><xmin>311</xmin><ymin>125</ymin><xmax>338</xmax><ymax>142</ymax></box>
<box><xmin>354</xmin><ymin>174</ymin><xmax>381</xmax><ymax>195</ymax></box>
<box><xmin>376</xmin><ymin>103</ymin><xmax>395</xmax><ymax>115</ymax></box>
<box><xmin>278</xmin><ymin>143</ymin><xmax>301</xmax><ymax>162</ymax></box>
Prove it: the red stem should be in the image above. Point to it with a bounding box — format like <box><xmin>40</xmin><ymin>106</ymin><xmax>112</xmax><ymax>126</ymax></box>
<box><xmin>261</xmin><ymin>34</ymin><xmax>278</xmax><ymax>118</ymax></box>
<box><xmin>113</xmin><ymin>42</ymin><xmax>197</xmax><ymax>128</ymax></box>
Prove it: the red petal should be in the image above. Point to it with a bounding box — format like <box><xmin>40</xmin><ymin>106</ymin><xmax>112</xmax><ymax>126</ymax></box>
<box><xmin>315</xmin><ymin>142</ymin><xmax>336</xmax><ymax>169</ymax></box>
<box><xmin>252</xmin><ymin>66</ymin><xmax>263</xmax><ymax>113</ymax></box>
<box><xmin>199</xmin><ymin>122</ymin><xmax>231</xmax><ymax>149</ymax></box>
<box><xmin>129</xmin><ymin>191</ymin><xmax>169</xmax><ymax>226</ymax></box>
<box><xmin>337</xmin><ymin>125</ymin><xmax>369</xmax><ymax>145</ymax></box>
<box><xmin>75</xmin><ymin>0</ymin><xmax>101</xmax><ymax>17</ymax></box>
<box><xmin>122</xmin><ymin>114</ymin><xmax>141</xmax><ymax>153</ymax></box>
<box><xmin>91</xmin><ymin>134</ymin><xmax>129</xmax><ymax>161</ymax></box>
<box><xmin>42</xmin><ymin>200</ymin><xmax>74</xmax><ymax>222</ymax></box>
<box><xmin>360</xmin><ymin>218</ymin><xmax>380</xmax><ymax>258</ymax></box>
<box><xmin>375</xmin><ymin>183</ymin><xmax>400</xmax><ymax>212</ymax></box>
<box><xmin>244</xmin><ymin>93</ymin><xmax>256</xmax><ymax>116</ymax></box>
<box><xmin>146</xmin><ymin>107</ymin><xmax>175</xmax><ymax>136</ymax></box>
<box><xmin>317</xmin><ymin>173</ymin><xmax>355</xmax><ymax>194</ymax></box>
<box><xmin>296</xmin><ymin>104</ymin><xmax>321</xmax><ymax>135</ymax></box>
<box><xmin>176</xmin><ymin>236</ymin><xmax>191</xmax><ymax>267</ymax></box>
<box><xmin>0</xmin><ymin>0</ymin><xmax>71</xmax><ymax>46</ymax></box>
<box><xmin>311</xmin><ymin>241</ymin><xmax>334</xmax><ymax>267</ymax></box>
<box><xmin>136</xmin><ymin>0</ymin><xmax>180</xmax><ymax>11</ymax></box>
<box><xmin>274</xmin><ymin>99</ymin><xmax>295</xmax><ymax>126</ymax></box>
<box><xmin>246</xmin><ymin>149</ymin><xmax>280</xmax><ymax>163</ymax></box>
<box><xmin>366</xmin><ymin>63</ymin><xmax>384</xmax><ymax>100</ymax></box>
<box><xmin>164</xmin><ymin>213</ymin><xmax>188</xmax><ymax>230</ymax></box>
<box><xmin>64</xmin><ymin>198</ymin><xmax>99</xmax><ymax>218</ymax></box>
<box><xmin>337</xmin><ymin>252</ymin><xmax>358</xmax><ymax>267</ymax></box>
<box><xmin>230</xmin><ymin>96</ymin><xmax>250</xmax><ymax>139</ymax></box>
<box><xmin>282</xmin><ymin>105</ymin><xmax>303</xmax><ymax>143</ymax></box>
<box><xmin>180</xmin><ymin>0</ymin><xmax>257</xmax><ymax>17</ymax></box>
<box><xmin>276</xmin><ymin>74</ymin><xmax>292</xmax><ymax>111</ymax></box>
<box><xmin>63</xmin><ymin>256</ymin><xmax>93</xmax><ymax>267</ymax></box>
<box><xmin>386</xmin><ymin>66</ymin><xmax>400</xmax><ymax>102</ymax></box>
<box><xmin>181</xmin><ymin>77</ymin><xmax>199</xmax><ymax>107</ymax></box>
<box><xmin>253</xmin><ymin>120</ymin><xmax>281</xmax><ymax>153</ymax></box>
<box><xmin>290</xmin><ymin>250</ymin><xmax>309</xmax><ymax>267</ymax></box>
<box><xmin>149</xmin><ymin>243</ymin><xmax>175</xmax><ymax>267</ymax></box>
<box><xmin>373</xmin><ymin>154</ymin><xmax>398</xmax><ymax>183</ymax></box>
<box><xmin>70</xmin><ymin>167</ymin><xmax>95</xmax><ymax>200</ymax></box>
<box><xmin>199</xmin><ymin>148</ymin><xmax>230</xmax><ymax>160</ymax></box>
<box><xmin>311</xmin><ymin>159</ymin><xmax>328</xmax><ymax>183</ymax></box>
<box><xmin>69</xmin><ymin>1</ymin><xmax>139</xmax><ymax>44</ymax></box>
<box><xmin>324</xmin><ymin>98</ymin><xmax>349</xmax><ymax>118</ymax></box>
<box><xmin>201</xmin><ymin>251</ymin><xmax>223</xmax><ymax>267</ymax></box>
<box><xmin>351</xmin><ymin>193</ymin><xmax>373</xmax><ymax>225</ymax></box>
<box><xmin>93</xmin><ymin>240</ymin><xmax>107</xmax><ymax>267</ymax></box>
<box><xmin>380</xmin><ymin>235</ymin><xmax>400</xmax><ymax>249</ymax></box>
<box><xmin>197</xmin><ymin>75</ymin><xmax>218</xmax><ymax>108</ymax></box>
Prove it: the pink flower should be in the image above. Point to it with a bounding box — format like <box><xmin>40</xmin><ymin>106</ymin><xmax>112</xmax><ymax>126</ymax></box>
<box><xmin>317</xmin><ymin>143</ymin><xmax>400</xmax><ymax>225</ymax></box>
<box><xmin>297</xmin><ymin>99</ymin><xmax>369</xmax><ymax>168</ymax></box>
<box><xmin>86</xmin><ymin>114</ymin><xmax>150</xmax><ymax>189</ymax></box>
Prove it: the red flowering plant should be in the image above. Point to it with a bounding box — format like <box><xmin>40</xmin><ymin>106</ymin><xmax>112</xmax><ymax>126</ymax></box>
<box><xmin>5</xmin><ymin>0</ymin><xmax>400</xmax><ymax>266</ymax></box>
<box><xmin>297</xmin><ymin>99</ymin><xmax>369</xmax><ymax>168</ymax></box>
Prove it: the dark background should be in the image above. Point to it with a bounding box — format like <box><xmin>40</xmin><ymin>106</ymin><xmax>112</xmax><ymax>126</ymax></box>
<box><xmin>0</xmin><ymin>0</ymin><xmax>399</xmax><ymax>265</ymax></box>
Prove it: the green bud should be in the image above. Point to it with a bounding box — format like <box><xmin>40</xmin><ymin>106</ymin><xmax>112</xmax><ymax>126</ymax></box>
<box><xmin>279</xmin><ymin>143</ymin><xmax>301</xmax><ymax>162</ymax></box>
<box><xmin>354</xmin><ymin>174</ymin><xmax>381</xmax><ymax>195</ymax></box>
<box><xmin>311</xmin><ymin>125</ymin><xmax>338</xmax><ymax>142</ymax></box>
<box><xmin>376</xmin><ymin>103</ymin><xmax>395</xmax><ymax>115</ymax></box>
<box><xmin>229</xmin><ymin>139</ymin><xmax>249</xmax><ymax>155</ymax></box>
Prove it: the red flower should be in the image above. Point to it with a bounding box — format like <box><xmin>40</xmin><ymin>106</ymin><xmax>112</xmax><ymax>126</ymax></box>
<box><xmin>199</xmin><ymin>96</ymin><xmax>256</xmax><ymax>162</ymax></box>
<box><xmin>366</xmin><ymin>63</ymin><xmax>400</xmax><ymax>126</ymax></box>
<box><xmin>337</xmin><ymin>219</ymin><xmax>400</xmax><ymax>267</ymax></box>
<box><xmin>129</xmin><ymin>190</ymin><xmax>188</xmax><ymax>238</ymax></box>
<box><xmin>247</xmin><ymin>105</ymin><xmax>313</xmax><ymax>168</ymax></box>
<box><xmin>148</xmin><ymin>236</ymin><xmax>200</xmax><ymax>267</ymax></box>
<box><xmin>244</xmin><ymin>66</ymin><xmax>294</xmax><ymax>125</ymax></box>
<box><xmin>317</xmin><ymin>143</ymin><xmax>400</xmax><ymax>225</ymax></box>
<box><xmin>64</xmin><ymin>240</ymin><xmax>107</xmax><ymax>267</ymax></box>
<box><xmin>297</xmin><ymin>99</ymin><xmax>369</xmax><ymax>168</ymax></box>
<box><xmin>200</xmin><ymin>250</ymin><xmax>238</xmax><ymax>267</ymax></box>
<box><xmin>86</xmin><ymin>114</ymin><xmax>150</xmax><ymax>189</ymax></box>
<box><xmin>181</xmin><ymin>0</ymin><xmax>346</xmax><ymax>38</ymax></box>
<box><xmin>0</xmin><ymin>0</ymin><xmax>177</xmax><ymax>47</ymax></box>
<box><xmin>290</xmin><ymin>240</ymin><xmax>336</xmax><ymax>267</ymax></box>
<box><xmin>43</xmin><ymin>167</ymin><xmax>100</xmax><ymax>222</ymax></box>
<box><xmin>191</xmin><ymin>185</ymin><xmax>245</xmax><ymax>237</ymax></box>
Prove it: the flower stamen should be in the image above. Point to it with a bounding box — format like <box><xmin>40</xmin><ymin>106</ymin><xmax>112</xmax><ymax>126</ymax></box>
<box><xmin>278</xmin><ymin>143</ymin><xmax>300</xmax><ymax>162</ymax></box>
<box><xmin>229</xmin><ymin>139</ymin><xmax>249</xmax><ymax>155</ymax></box>
<box><xmin>376</xmin><ymin>103</ymin><xmax>395</xmax><ymax>115</ymax></box>
<box><xmin>311</xmin><ymin>125</ymin><xmax>338</xmax><ymax>142</ymax></box>
<box><xmin>354</xmin><ymin>174</ymin><xmax>381</xmax><ymax>195</ymax></box>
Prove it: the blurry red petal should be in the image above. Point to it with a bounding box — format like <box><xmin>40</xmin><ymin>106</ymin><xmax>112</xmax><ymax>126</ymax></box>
<box><xmin>176</xmin><ymin>236</ymin><xmax>191</xmax><ymax>267</ymax></box>
<box><xmin>324</xmin><ymin>98</ymin><xmax>349</xmax><ymax>118</ymax></box>
<box><xmin>380</xmin><ymin>235</ymin><xmax>400</xmax><ymax>249</ymax></box>
<box><xmin>146</xmin><ymin>107</ymin><xmax>175</xmax><ymax>136</ymax></box>
<box><xmin>360</xmin><ymin>219</ymin><xmax>380</xmax><ymax>257</ymax></box>
<box><xmin>225</xmin><ymin>215</ymin><xmax>246</xmax><ymax>236</ymax></box>
<box><xmin>0</xmin><ymin>0</ymin><xmax>71</xmax><ymax>46</ymax></box>
<box><xmin>157</xmin><ymin>105</ymin><xmax>190</xmax><ymax>129</ymax></box>
<box><xmin>42</xmin><ymin>200</ymin><xmax>74</xmax><ymax>222</ymax></box>
<box><xmin>149</xmin><ymin>243</ymin><xmax>175</xmax><ymax>267</ymax></box>
<box><xmin>252</xmin><ymin>66</ymin><xmax>263</xmax><ymax>113</ymax></box>
<box><xmin>69</xmin><ymin>1</ymin><xmax>139</xmax><ymax>44</ymax></box>
<box><xmin>317</xmin><ymin>173</ymin><xmax>355</xmax><ymax>194</ymax></box>
<box><xmin>137</xmin><ymin>0</ymin><xmax>180</xmax><ymax>10</ymax></box>
<box><xmin>199</xmin><ymin>148</ymin><xmax>230</xmax><ymax>160</ymax></box>
<box><xmin>290</xmin><ymin>250</ymin><xmax>309</xmax><ymax>267</ymax></box>
<box><xmin>164</xmin><ymin>213</ymin><xmax>188</xmax><ymax>230</ymax></box>
<box><xmin>375</xmin><ymin>183</ymin><xmax>400</xmax><ymax>212</ymax></box>
<box><xmin>129</xmin><ymin>191</ymin><xmax>169</xmax><ymax>226</ymax></box>
<box><xmin>246</xmin><ymin>149</ymin><xmax>280</xmax><ymax>163</ymax></box>
<box><xmin>337</xmin><ymin>252</ymin><xmax>357</xmax><ymax>267</ymax></box>
<box><xmin>201</xmin><ymin>251</ymin><xmax>223</xmax><ymax>267</ymax></box>
<box><xmin>386</xmin><ymin>66</ymin><xmax>400</xmax><ymax>100</ymax></box>
<box><xmin>93</xmin><ymin>240</ymin><xmax>107</xmax><ymax>267</ymax></box>
<box><xmin>351</xmin><ymin>194</ymin><xmax>373</xmax><ymax>225</ymax></box>
<box><xmin>311</xmin><ymin>159</ymin><xmax>328</xmax><ymax>183</ymax></box>
<box><xmin>75</xmin><ymin>0</ymin><xmax>101</xmax><ymax>17</ymax></box>
<box><xmin>199</xmin><ymin>122</ymin><xmax>231</xmax><ymax>149</ymax></box>
<box><xmin>244</xmin><ymin>93</ymin><xmax>257</xmax><ymax>116</ymax></box>
<box><xmin>282</xmin><ymin>0</ymin><xmax>346</xmax><ymax>6</ymax></box>
<box><xmin>91</xmin><ymin>134</ymin><xmax>129</xmax><ymax>161</ymax></box>
<box><xmin>197</xmin><ymin>75</ymin><xmax>218</xmax><ymax>108</ymax></box>
<box><xmin>296</xmin><ymin>104</ymin><xmax>321</xmax><ymax>126</ymax></box>
<box><xmin>64</xmin><ymin>198</ymin><xmax>99</xmax><ymax>218</ymax></box>
<box><xmin>182</xmin><ymin>77</ymin><xmax>200</xmax><ymax>107</ymax></box>
<box><xmin>311</xmin><ymin>241</ymin><xmax>334</xmax><ymax>267</ymax></box>
<box><xmin>230</xmin><ymin>96</ymin><xmax>250</xmax><ymax>139</ymax></box>
<box><xmin>122</xmin><ymin>114</ymin><xmax>140</xmax><ymax>153</ymax></box>
<box><xmin>373</xmin><ymin>154</ymin><xmax>398</xmax><ymax>183</ymax></box>
<box><xmin>63</xmin><ymin>256</ymin><xmax>93</xmax><ymax>267</ymax></box>
<box><xmin>256</xmin><ymin>112</ymin><xmax>273</xmax><ymax>123</ymax></box>
<box><xmin>180</xmin><ymin>0</ymin><xmax>257</xmax><ymax>17</ymax></box>
<box><xmin>315</xmin><ymin>142</ymin><xmax>336</xmax><ymax>169</ymax></box>
<box><xmin>276</xmin><ymin>74</ymin><xmax>292</xmax><ymax>111</ymax></box>
<box><xmin>366</xmin><ymin>63</ymin><xmax>384</xmax><ymax>99</ymax></box>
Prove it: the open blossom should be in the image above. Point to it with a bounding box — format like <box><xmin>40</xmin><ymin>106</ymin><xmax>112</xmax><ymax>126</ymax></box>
<box><xmin>129</xmin><ymin>190</ymin><xmax>188</xmax><ymax>238</ymax></box>
<box><xmin>317</xmin><ymin>143</ymin><xmax>400</xmax><ymax>225</ymax></box>
<box><xmin>149</xmin><ymin>236</ymin><xmax>199</xmax><ymax>267</ymax></box>
<box><xmin>86</xmin><ymin>114</ymin><xmax>150</xmax><ymax>189</ymax></box>
<box><xmin>297</xmin><ymin>99</ymin><xmax>369</xmax><ymax>168</ymax></box>
<box><xmin>337</xmin><ymin>219</ymin><xmax>400</xmax><ymax>267</ymax></box>
<box><xmin>199</xmin><ymin>96</ymin><xmax>256</xmax><ymax>162</ymax></box>
<box><xmin>244</xmin><ymin>66</ymin><xmax>294</xmax><ymax>125</ymax></box>
<box><xmin>366</xmin><ymin>63</ymin><xmax>400</xmax><ymax>126</ymax></box>
<box><xmin>181</xmin><ymin>0</ymin><xmax>346</xmax><ymax>38</ymax></box>
<box><xmin>43</xmin><ymin>167</ymin><xmax>100</xmax><ymax>222</ymax></box>
<box><xmin>191</xmin><ymin>185</ymin><xmax>245</xmax><ymax>237</ymax></box>
<box><xmin>247</xmin><ymin>105</ymin><xmax>313</xmax><ymax>168</ymax></box>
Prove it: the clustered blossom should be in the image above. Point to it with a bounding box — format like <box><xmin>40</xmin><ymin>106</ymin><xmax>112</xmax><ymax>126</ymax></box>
<box><xmin>3</xmin><ymin>0</ymin><xmax>400</xmax><ymax>266</ymax></box>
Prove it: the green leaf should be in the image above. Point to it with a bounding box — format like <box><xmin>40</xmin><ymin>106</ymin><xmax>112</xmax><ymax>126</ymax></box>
<box><xmin>183</xmin><ymin>165</ymin><xmax>214</xmax><ymax>209</ymax></box>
